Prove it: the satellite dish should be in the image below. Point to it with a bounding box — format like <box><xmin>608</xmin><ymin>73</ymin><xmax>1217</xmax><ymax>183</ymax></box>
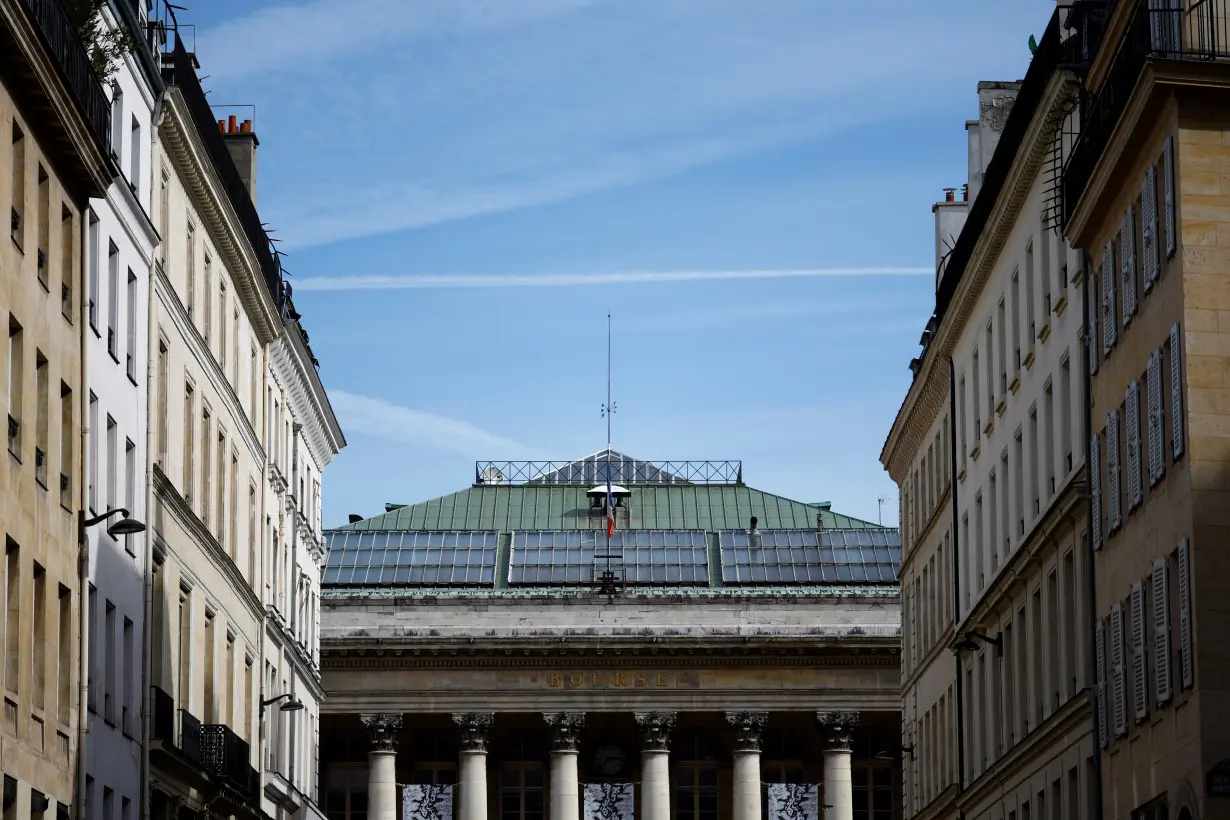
<box><xmin>481</xmin><ymin>465</ymin><xmax>505</xmax><ymax>485</ymax></box>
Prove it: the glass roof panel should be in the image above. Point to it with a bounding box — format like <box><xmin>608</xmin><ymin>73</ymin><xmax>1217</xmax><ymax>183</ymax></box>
<box><xmin>509</xmin><ymin>530</ymin><xmax>709</xmax><ymax>586</ymax></box>
<box><xmin>322</xmin><ymin>530</ymin><xmax>499</xmax><ymax>587</ymax></box>
<box><xmin>717</xmin><ymin>528</ymin><xmax>901</xmax><ymax>585</ymax></box>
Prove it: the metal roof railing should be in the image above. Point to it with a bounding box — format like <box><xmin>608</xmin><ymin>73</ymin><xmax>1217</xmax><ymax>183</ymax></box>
<box><xmin>475</xmin><ymin>459</ymin><xmax>743</xmax><ymax>486</ymax></box>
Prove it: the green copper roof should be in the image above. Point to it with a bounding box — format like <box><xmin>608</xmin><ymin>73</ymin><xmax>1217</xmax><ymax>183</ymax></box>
<box><xmin>334</xmin><ymin>484</ymin><xmax>883</xmax><ymax>532</ymax></box>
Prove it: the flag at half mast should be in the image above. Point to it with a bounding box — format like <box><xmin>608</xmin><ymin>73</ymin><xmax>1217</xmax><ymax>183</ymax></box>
<box><xmin>603</xmin><ymin>313</ymin><xmax>616</xmax><ymax>539</ymax></box>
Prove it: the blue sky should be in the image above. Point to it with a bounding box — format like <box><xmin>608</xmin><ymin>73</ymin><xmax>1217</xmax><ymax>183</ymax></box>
<box><xmin>187</xmin><ymin>0</ymin><xmax>1055</xmax><ymax>528</ymax></box>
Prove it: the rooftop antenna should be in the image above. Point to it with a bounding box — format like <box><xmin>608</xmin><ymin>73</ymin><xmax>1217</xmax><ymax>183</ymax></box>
<box><xmin>878</xmin><ymin>495</ymin><xmax>891</xmax><ymax>526</ymax></box>
<box><xmin>597</xmin><ymin>314</ymin><xmax>620</xmax><ymax>598</ymax></box>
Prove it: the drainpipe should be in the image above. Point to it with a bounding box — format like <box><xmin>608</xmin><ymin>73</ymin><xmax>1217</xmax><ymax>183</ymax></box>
<box><xmin>75</xmin><ymin>214</ymin><xmax>91</xmax><ymax>820</ymax></box>
<box><xmin>1081</xmin><ymin>249</ymin><xmax>1104</xmax><ymax>820</ymax></box>
<box><xmin>948</xmin><ymin>355</ymin><xmax>966</xmax><ymax>819</ymax></box>
<box><xmin>288</xmin><ymin>422</ymin><xmax>302</xmax><ymax>789</ymax></box>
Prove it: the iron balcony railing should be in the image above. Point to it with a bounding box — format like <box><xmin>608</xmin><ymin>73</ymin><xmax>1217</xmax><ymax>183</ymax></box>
<box><xmin>179</xmin><ymin>708</ymin><xmax>202</xmax><ymax>764</ymax></box>
<box><xmin>1065</xmin><ymin>0</ymin><xmax>1230</xmax><ymax>220</ymax></box>
<box><xmin>202</xmin><ymin>723</ymin><xmax>260</xmax><ymax>802</ymax></box>
<box><xmin>161</xmin><ymin>36</ymin><xmax>284</xmax><ymax>312</ymax></box>
<box><xmin>16</xmin><ymin>0</ymin><xmax>112</xmax><ymax>156</ymax></box>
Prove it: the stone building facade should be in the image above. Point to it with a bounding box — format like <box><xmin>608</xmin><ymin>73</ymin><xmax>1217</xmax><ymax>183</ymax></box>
<box><xmin>883</xmin><ymin>12</ymin><xmax>1096</xmax><ymax>820</ymax></box>
<box><xmin>319</xmin><ymin>451</ymin><xmax>903</xmax><ymax>820</ymax></box>
<box><xmin>1063</xmin><ymin>1</ymin><xmax>1230</xmax><ymax>818</ymax></box>
<box><xmin>1</xmin><ymin>0</ymin><xmax>113</xmax><ymax>816</ymax></box>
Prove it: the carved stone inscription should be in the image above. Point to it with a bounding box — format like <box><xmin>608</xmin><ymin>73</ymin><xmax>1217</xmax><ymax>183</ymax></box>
<box><xmin>529</xmin><ymin>670</ymin><xmax>699</xmax><ymax>689</ymax></box>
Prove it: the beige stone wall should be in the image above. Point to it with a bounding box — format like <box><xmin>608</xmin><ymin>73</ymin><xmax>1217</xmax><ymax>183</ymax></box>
<box><xmin>0</xmin><ymin>76</ymin><xmax>85</xmax><ymax>808</ymax></box>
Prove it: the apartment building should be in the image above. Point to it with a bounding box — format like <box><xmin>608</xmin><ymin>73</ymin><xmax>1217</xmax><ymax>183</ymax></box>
<box><xmin>883</xmin><ymin>13</ymin><xmax>1097</xmax><ymax>820</ymax></box>
<box><xmin>145</xmin><ymin>33</ymin><xmax>285</xmax><ymax>820</ymax></box>
<box><xmin>261</xmin><ymin>293</ymin><xmax>344</xmax><ymax>820</ymax></box>
<box><xmin>1</xmin><ymin>0</ymin><xmax>113</xmax><ymax>815</ymax></box>
<box><xmin>82</xmin><ymin>4</ymin><xmax>161</xmax><ymax>820</ymax></box>
<box><xmin>1062</xmin><ymin>2</ymin><xmax>1230</xmax><ymax>818</ymax></box>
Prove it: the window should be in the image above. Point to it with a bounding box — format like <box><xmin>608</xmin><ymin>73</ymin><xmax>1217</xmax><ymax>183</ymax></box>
<box><xmin>157</xmin><ymin>342</ymin><xmax>168</xmax><ymax>464</ymax></box>
<box><xmin>123</xmin><ymin>616</ymin><xmax>134</xmax><ymax>734</ymax></box>
<box><xmin>203</xmin><ymin>611</ymin><xmax>216</xmax><ymax>722</ymax></box>
<box><xmin>672</xmin><ymin>761</ymin><xmax>717</xmax><ymax>820</ymax></box>
<box><xmin>216</xmin><ymin>430</ymin><xmax>226</xmax><ymax>541</ymax></box>
<box><xmin>31</xmin><ymin>563</ymin><xmax>45</xmax><ymax>707</ymax></box>
<box><xmin>230</xmin><ymin>452</ymin><xmax>238</xmax><ymax>558</ymax></box>
<box><xmin>987</xmin><ymin>472</ymin><xmax>997</xmax><ymax>574</ymax></box>
<box><xmin>1011</xmin><ymin>272</ymin><xmax>1021</xmax><ymax>371</ymax></box>
<box><xmin>852</xmin><ymin>765</ymin><xmax>894</xmax><ymax>820</ymax></box>
<box><xmin>8</xmin><ymin>316</ymin><xmax>23</xmax><ymax>455</ymax></box>
<box><xmin>1060</xmin><ymin>356</ymin><xmax>1072</xmax><ymax>472</ymax></box>
<box><xmin>1041</xmin><ymin>212</ymin><xmax>1053</xmax><ymax>316</ymax></box>
<box><xmin>104</xmin><ymin>600</ymin><xmax>115</xmax><ymax>723</ymax></box>
<box><xmin>103</xmin><ymin>788</ymin><xmax>113</xmax><ymax>820</ymax></box>
<box><xmin>996</xmin><ymin>303</ymin><xmax>1006</xmax><ymax>397</ymax></box>
<box><xmin>201</xmin><ymin>406</ymin><xmax>211</xmax><ymax>523</ymax></box>
<box><xmin>107</xmin><ymin>242</ymin><xmax>119</xmax><ymax>359</ymax></box>
<box><xmin>1026</xmin><ymin>240</ymin><xmax>1036</xmax><ymax>347</ymax></box>
<box><xmin>60</xmin><ymin>382</ymin><xmax>72</xmax><ymax>506</ymax></box>
<box><xmin>219</xmin><ymin>282</ymin><xmax>227</xmax><ymax>365</ymax></box>
<box><xmin>88</xmin><ymin>392</ymin><xmax>97</xmax><ymax>511</ymax></box>
<box><xmin>158</xmin><ymin>168</ymin><xmax>169</xmax><ymax>265</ymax></box>
<box><xmin>186</xmin><ymin>221</ymin><xmax>195</xmax><ymax>319</ymax></box>
<box><xmin>57</xmin><ymin>585</ymin><xmax>70</xmax><ymax>721</ymax></box>
<box><xmin>110</xmin><ymin>87</ymin><xmax>123</xmax><ymax>161</ymax></box>
<box><xmin>1064</xmin><ymin>551</ymin><xmax>1078</xmax><ymax>700</ymax></box>
<box><xmin>37</xmin><ymin>166</ymin><xmax>49</xmax><ymax>289</ymax></box>
<box><xmin>1048</xmin><ymin>571</ymin><xmax>1060</xmax><ymax>711</ymax></box>
<box><xmin>324</xmin><ymin>768</ymin><xmax>368</xmax><ymax>820</ymax></box>
<box><xmin>1033</xmin><ymin>588</ymin><xmax>1044</xmax><ymax>727</ymax></box>
<box><xmin>129</xmin><ymin>116</ymin><xmax>141</xmax><ymax>190</ymax></box>
<box><xmin>12</xmin><ymin>121</ymin><xmax>25</xmax><ymax>246</ymax></box>
<box><xmin>86</xmin><ymin>584</ymin><xmax>96</xmax><ymax>710</ymax></box>
<box><xmin>248</xmin><ymin>483</ymin><xmax>257</xmax><ymax>583</ymax></box>
<box><xmin>232</xmin><ymin>308</ymin><xmax>239</xmax><ymax>384</ymax></box>
<box><xmin>1044</xmin><ymin>381</ymin><xmax>1055</xmax><ymax>497</ymax></box>
<box><xmin>250</xmin><ymin>346</ymin><xmax>258</xmax><ymax>425</ymax></box>
<box><xmin>35</xmin><ymin>351</ymin><xmax>48</xmax><ymax>486</ymax></box>
<box><xmin>106</xmin><ymin>416</ymin><xmax>117</xmax><ymax>513</ymax></box>
<box><xmin>126</xmin><ymin>270</ymin><xmax>137</xmax><ymax>380</ymax></box>
<box><xmin>1029</xmin><ymin>407</ymin><xmax>1039</xmax><ymax>516</ymax></box>
<box><xmin>177</xmin><ymin>585</ymin><xmax>191</xmax><ymax>710</ymax></box>
<box><xmin>61</xmin><ymin>206</ymin><xmax>74</xmax><ymax>321</ymax></box>
<box><xmin>203</xmin><ymin>254</ymin><xmax>211</xmax><ymax>342</ymax></box>
<box><xmin>124</xmin><ymin>439</ymin><xmax>135</xmax><ymax>554</ymax></box>
<box><xmin>183</xmin><ymin>383</ymin><xmax>194</xmax><ymax>503</ymax></box>
<box><xmin>88</xmin><ymin>211</ymin><xmax>99</xmax><ymax>330</ymax></box>
<box><xmin>225</xmin><ymin>633</ymin><xmax>235</xmax><ymax>726</ymax></box>
<box><xmin>4</xmin><ymin>540</ymin><xmax>19</xmax><ymax>693</ymax></box>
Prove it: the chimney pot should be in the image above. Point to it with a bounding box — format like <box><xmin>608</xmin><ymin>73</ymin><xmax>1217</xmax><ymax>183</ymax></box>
<box><xmin>944</xmin><ymin>187</ymin><xmax>956</xmax><ymax>203</ymax></box>
<box><xmin>241</xmin><ymin>119</ymin><xmax>252</xmax><ymax>133</ymax></box>
<box><xmin>218</xmin><ymin>119</ymin><xmax>226</xmax><ymax>133</ymax></box>
<box><xmin>228</xmin><ymin>114</ymin><xmax>238</xmax><ymax>133</ymax></box>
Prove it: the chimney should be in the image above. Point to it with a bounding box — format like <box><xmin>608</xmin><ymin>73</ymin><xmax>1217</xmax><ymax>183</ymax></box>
<box><xmin>221</xmin><ymin>116</ymin><xmax>259</xmax><ymax>204</ymax></box>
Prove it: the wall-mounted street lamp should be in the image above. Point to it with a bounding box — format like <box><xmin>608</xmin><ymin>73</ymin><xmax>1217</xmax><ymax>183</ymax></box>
<box><xmin>951</xmin><ymin>629</ymin><xmax>1003</xmax><ymax>656</ymax></box>
<box><xmin>874</xmin><ymin>744</ymin><xmax>916</xmax><ymax>761</ymax></box>
<box><xmin>79</xmin><ymin>507</ymin><xmax>146</xmax><ymax>542</ymax></box>
<box><xmin>261</xmin><ymin>693</ymin><xmax>305</xmax><ymax>712</ymax></box>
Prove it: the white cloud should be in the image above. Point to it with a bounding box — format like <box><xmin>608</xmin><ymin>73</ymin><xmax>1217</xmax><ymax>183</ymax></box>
<box><xmin>328</xmin><ymin>390</ymin><xmax>536</xmax><ymax>458</ymax></box>
<box><xmin>293</xmin><ymin>267</ymin><xmax>930</xmax><ymax>292</ymax></box>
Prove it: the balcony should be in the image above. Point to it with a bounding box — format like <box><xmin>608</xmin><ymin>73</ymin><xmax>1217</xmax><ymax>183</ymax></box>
<box><xmin>202</xmin><ymin>723</ymin><xmax>260</xmax><ymax>803</ymax></box>
<box><xmin>1065</xmin><ymin>0</ymin><xmax>1230</xmax><ymax>220</ymax></box>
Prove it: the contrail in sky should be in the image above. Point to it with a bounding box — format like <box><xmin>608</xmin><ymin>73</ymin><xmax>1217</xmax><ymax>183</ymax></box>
<box><xmin>292</xmin><ymin>267</ymin><xmax>931</xmax><ymax>292</ymax></box>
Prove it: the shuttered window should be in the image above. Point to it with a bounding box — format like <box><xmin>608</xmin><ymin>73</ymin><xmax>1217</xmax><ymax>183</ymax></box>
<box><xmin>1170</xmin><ymin>322</ymin><xmax>1184</xmax><ymax>460</ymax></box>
<box><xmin>1131</xmin><ymin>582</ymin><xmax>1148</xmax><ymax>723</ymax></box>
<box><xmin>1102</xmin><ymin>241</ymin><xmax>1117</xmax><ymax>356</ymax></box>
<box><xmin>1178</xmin><ymin>537</ymin><xmax>1193</xmax><ymax>689</ymax></box>
<box><xmin>1107</xmin><ymin>410</ymin><xmax>1121</xmax><ymax>532</ymax></box>
<box><xmin>1126</xmin><ymin>382</ymin><xmax>1142</xmax><ymax>511</ymax></box>
<box><xmin>1111</xmin><ymin>602</ymin><xmax>1127</xmax><ymax>737</ymax></box>
<box><xmin>1122</xmin><ymin>205</ymin><xmax>1137</xmax><ymax>323</ymax></box>
<box><xmin>1142</xmin><ymin>166</ymin><xmax>1159</xmax><ymax>292</ymax></box>
<box><xmin>1164</xmin><ymin>136</ymin><xmax>1176</xmax><ymax>260</ymax></box>
<box><xmin>1148</xmin><ymin>350</ymin><xmax>1165</xmax><ymax>486</ymax></box>
<box><xmin>1152</xmin><ymin>558</ymin><xmax>1172</xmax><ymax>707</ymax></box>
<box><xmin>1087</xmin><ymin>268</ymin><xmax>1100</xmax><ymax>375</ymax></box>
<box><xmin>1090</xmin><ymin>433</ymin><xmax>1102</xmax><ymax>550</ymax></box>
<box><xmin>1095</xmin><ymin>619</ymin><xmax>1108</xmax><ymax>748</ymax></box>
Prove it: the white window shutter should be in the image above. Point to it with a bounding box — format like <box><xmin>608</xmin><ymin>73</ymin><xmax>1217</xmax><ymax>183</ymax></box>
<box><xmin>1170</xmin><ymin>322</ymin><xmax>1184</xmax><ymax>460</ymax></box>
<box><xmin>1142</xmin><ymin>166</ymin><xmax>1158</xmax><ymax>292</ymax></box>
<box><xmin>1178</xmin><ymin>537</ymin><xmax>1193</xmax><ymax>689</ymax></box>
<box><xmin>1088</xmin><ymin>268</ymin><xmax>1100</xmax><ymax>375</ymax></box>
<box><xmin>1111</xmin><ymin>602</ymin><xmax>1127</xmax><ymax>737</ymax></box>
<box><xmin>1164</xmin><ymin>136</ymin><xmax>1176</xmax><ymax>259</ymax></box>
<box><xmin>1122</xmin><ymin>205</ymin><xmax>1137</xmax><ymax>322</ymax></box>
<box><xmin>1095</xmin><ymin>619</ymin><xmax>1109</xmax><ymax>748</ymax></box>
<box><xmin>1103</xmin><ymin>241</ymin><xmax>1117</xmax><ymax>355</ymax></box>
<box><xmin>1127</xmin><ymin>382</ymin><xmax>1142</xmax><ymax>510</ymax></box>
<box><xmin>1153</xmin><ymin>557</ymin><xmax>1172</xmax><ymax>706</ymax></box>
<box><xmin>1107</xmin><ymin>410</ymin><xmax>1121</xmax><ymax>532</ymax></box>
<box><xmin>1091</xmin><ymin>433</ymin><xmax>1103</xmax><ymax>550</ymax></box>
<box><xmin>1131</xmin><ymin>582</ymin><xmax>1149</xmax><ymax>722</ymax></box>
<box><xmin>1148</xmin><ymin>350</ymin><xmax>1165</xmax><ymax>486</ymax></box>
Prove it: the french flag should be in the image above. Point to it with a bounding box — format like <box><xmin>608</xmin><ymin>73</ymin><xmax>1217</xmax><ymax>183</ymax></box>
<box><xmin>606</xmin><ymin>477</ymin><xmax>616</xmax><ymax>538</ymax></box>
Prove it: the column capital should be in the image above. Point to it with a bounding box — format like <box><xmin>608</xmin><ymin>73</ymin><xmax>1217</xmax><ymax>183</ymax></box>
<box><xmin>634</xmin><ymin>712</ymin><xmax>677</xmax><ymax>752</ymax></box>
<box><xmin>724</xmin><ymin>711</ymin><xmax>768</xmax><ymax>752</ymax></box>
<box><xmin>360</xmin><ymin>713</ymin><xmax>403</xmax><ymax>752</ymax></box>
<box><xmin>543</xmin><ymin>712</ymin><xmax>586</xmax><ymax>752</ymax></box>
<box><xmin>453</xmin><ymin>712</ymin><xmax>495</xmax><ymax>753</ymax></box>
<box><xmin>816</xmin><ymin>711</ymin><xmax>859</xmax><ymax>751</ymax></box>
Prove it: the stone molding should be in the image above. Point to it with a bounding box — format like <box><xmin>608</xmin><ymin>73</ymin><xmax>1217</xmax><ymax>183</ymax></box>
<box><xmin>634</xmin><ymin>712</ymin><xmax>677</xmax><ymax>751</ymax></box>
<box><xmin>724</xmin><ymin>711</ymin><xmax>768</xmax><ymax>752</ymax></box>
<box><xmin>452</xmin><ymin>712</ymin><xmax>495</xmax><ymax>752</ymax></box>
<box><xmin>360</xmin><ymin>712</ymin><xmax>402</xmax><ymax>752</ymax></box>
<box><xmin>543</xmin><ymin>712</ymin><xmax>586</xmax><ymax>752</ymax></box>
<box><xmin>816</xmin><ymin>711</ymin><xmax>859</xmax><ymax>751</ymax></box>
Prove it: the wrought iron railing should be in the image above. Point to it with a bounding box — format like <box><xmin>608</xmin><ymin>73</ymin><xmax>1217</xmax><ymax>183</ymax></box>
<box><xmin>202</xmin><ymin>723</ymin><xmax>258</xmax><ymax>800</ymax></box>
<box><xmin>179</xmin><ymin>708</ymin><xmax>202</xmax><ymax>763</ymax></box>
<box><xmin>161</xmin><ymin>36</ymin><xmax>284</xmax><ymax>312</ymax></box>
<box><xmin>16</xmin><ymin>0</ymin><xmax>112</xmax><ymax>156</ymax></box>
<box><xmin>1065</xmin><ymin>0</ymin><xmax>1230</xmax><ymax>220</ymax></box>
<box><xmin>475</xmin><ymin>459</ymin><xmax>743</xmax><ymax>486</ymax></box>
<box><xmin>150</xmin><ymin>686</ymin><xmax>174</xmax><ymax>744</ymax></box>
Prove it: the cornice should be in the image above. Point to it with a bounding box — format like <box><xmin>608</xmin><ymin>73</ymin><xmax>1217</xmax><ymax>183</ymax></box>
<box><xmin>154</xmin><ymin>262</ymin><xmax>266</xmax><ymax>463</ymax></box>
<box><xmin>102</xmin><ymin>174</ymin><xmax>159</xmax><ymax>259</ymax></box>
<box><xmin>269</xmin><ymin>335</ymin><xmax>342</xmax><ymax>474</ymax></box>
<box><xmin>266</xmin><ymin>621</ymin><xmax>326</xmax><ymax>702</ymax></box>
<box><xmin>158</xmin><ymin>90</ymin><xmax>281</xmax><ymax>344</ymax></box>
<box><xmin>884</xmin><ymin>72</ymin><xmax>1078</xmax><ymax>481</ymax></box>
<box><xmin>901</xmin><ymin>622</ymin><xmax>956</xmax><ymax>694</ymax></box>
<box><xmin>913</xmin><ymin>783</ymin><xmax>960</xmax><ymax>820</ymax></box>
<box><xmin>152</xmin><ymin>463</ymin><xmax>265</xmax><ymax>625</ymax></box>
<box><xmin>899</xmin><ymin>489</ymin><xmax>951</xmax><ymax>576</ymax></box>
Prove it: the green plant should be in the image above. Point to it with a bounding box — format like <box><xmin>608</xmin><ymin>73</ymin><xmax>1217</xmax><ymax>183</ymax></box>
<box><xmin>64</xmin><ymin>0</ymin><xmax>138</xmax><ymax>81</ymax></box>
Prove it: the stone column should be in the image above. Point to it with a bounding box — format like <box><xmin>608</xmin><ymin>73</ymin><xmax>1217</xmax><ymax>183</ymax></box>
<box><xmin>816</xmin><ymin>712</ymin><xmax>858</xmax><ymax>820</ymax></box>
<box><xmin>635</xmin><ymin>712</ymin><xmax>676</xmax><ymax>820</ymax></box>
<box><xmin>454</xmin><ymin>712</ymin><xmax>494</xmax><ymax>820</ymax></box>
<box><xmin>361</xmin><ymin>713</ymin><xmax>403</xmax><ymax>820</ymax></box>
<box><xmin>545</xmin><ymin>713</ymin><xmax>586</xmax><ymax>820</ymax></box>
<box><xmin>725</xmin><ymin>712</ymin><xmax>767</xmax><ymax>820</ymax></box>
